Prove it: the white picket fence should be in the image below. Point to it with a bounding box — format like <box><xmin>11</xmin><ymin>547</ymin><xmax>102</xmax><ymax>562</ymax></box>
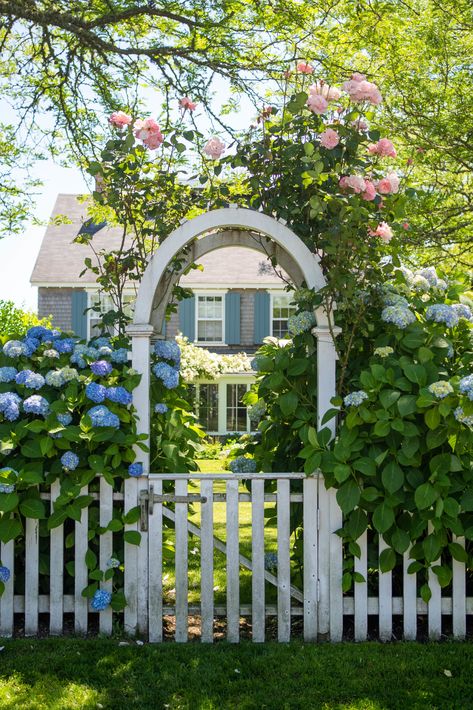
<box><xmin>0</xmin><ymin>472</ymin><xmax>471</xmax><ymax>640</ymax></box>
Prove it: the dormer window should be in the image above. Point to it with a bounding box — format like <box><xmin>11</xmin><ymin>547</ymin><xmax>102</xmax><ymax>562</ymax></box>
<box><xmin>196</xmin><ymin>294</ymin><xmax>224</xmax><ymax>343</ymax></box>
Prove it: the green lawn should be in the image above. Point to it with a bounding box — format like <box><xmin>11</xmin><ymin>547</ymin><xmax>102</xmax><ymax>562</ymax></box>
<box><xmin>162</xmin><ymin>460</ymin><xmax>279</xmax><ymax>606</ymax></box>
<box><xmin>0</xmin><ymin>638</ymin><xmax>471</xmax><ymax>709</ymax></box>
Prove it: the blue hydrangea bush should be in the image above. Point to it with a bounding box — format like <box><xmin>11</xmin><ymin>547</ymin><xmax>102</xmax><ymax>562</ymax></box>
<box><xmin>244</xmin><ymin>269</ymin><xmax>473</xmax><ymax>599</ymax></box>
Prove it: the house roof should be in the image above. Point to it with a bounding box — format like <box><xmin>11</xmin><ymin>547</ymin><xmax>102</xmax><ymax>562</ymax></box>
<box><xmin>30</xmin><ymin>193</ymin><xmax>289</xmax><ymax>288</ymax></box>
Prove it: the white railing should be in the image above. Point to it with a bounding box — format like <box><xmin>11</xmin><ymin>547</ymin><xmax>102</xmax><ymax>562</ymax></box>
<box><xmin>0</xmin><ymin>473</ymin><xmax>470</xmax><ymax>641</ymax></box>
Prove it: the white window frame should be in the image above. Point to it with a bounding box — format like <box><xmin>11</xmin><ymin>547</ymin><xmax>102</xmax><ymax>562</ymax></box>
<box><xmin>269</xmin><ymin>291</ymin><xmax>297</xmax><ymax>339</ymax></box>
<box><xmin>87</xmin><ymin>291</ymin><xmax>136</xmax><ymax>341</ymax></box>
<box><xmin>194</xmin><ymin>374</ymin><xmax>255</xmax><ymax>435</ymax></box>
<box><xmin>194</xmin><ymin>291</ymin><xmax>226</xmax><ymax>346</ymax></box>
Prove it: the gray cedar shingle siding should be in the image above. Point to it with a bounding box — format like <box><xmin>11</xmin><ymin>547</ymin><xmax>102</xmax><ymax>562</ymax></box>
<box><xmin>38</xmin><ymin>287</ymin><xmax>74</xmax><ymax>332</ymax></box>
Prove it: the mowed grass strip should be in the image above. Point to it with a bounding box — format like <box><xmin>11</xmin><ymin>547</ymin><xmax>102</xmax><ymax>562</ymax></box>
<box><xmin>0</xmin><ymin>638</ymin><xmax>471</xmax><ymax>709</ymax></box>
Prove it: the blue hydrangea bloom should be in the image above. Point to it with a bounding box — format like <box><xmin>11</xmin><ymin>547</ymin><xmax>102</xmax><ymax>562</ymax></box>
<box><xmin>344</xmin><ymin>390</ymin><xmax>369</xmax><ymax>407</ymax></box>
<box><xmin>98</xmin><ymin>346</ymin><xmax>113</xmax><ymax>357</ymax></box>
<box><xmin>53</xmin><ymin>338</ymin><xmax>75</xmax><ymax>354</ymax></box>
<box><xmin>264</xmin><ymin>552</ymin><xmax>278</xmax><ymax>572</ymax></box>
<box><xmin>383</xmin><ymin>292</ymin><xmax>409</xmax><ymax>309</ymax></box>
<box><xmin>418</xmin><ymin>267</ymin><xmax>438</xmax><ymax>287</ymax></box>
<box><xmin>251</xmin><ymin>356</ymin><xmax>263</xmax><ymax>372</ymax></box>
<box><xmin>107</xmin><ymin>386</ymin><xmax>132</xmax><ymax>406</ymax></box>
<box><xmin>154</xmin><ymin>340</ymin><xmax>181</xmax><ymax>365</ymax></box>
<box><xmin>0</xmin><ymin>566</ymin><xmax>11</xmax><ymax>583</ymax></box>
<box><xmin>154</xmin><ymin>403</ymin><xmax>168</xmax><ymax>414</ymax></box>
<box><xmin>60</xmin><ymin>367</ymin><xmax>79</xmax><ymax>382</ymax></box>
<box><xmin>425</xmin><ymin>304</ymin><xmax>459</xmax><ymax>328</ymax></box>
<box><xmin>61</xmin><ymin>451</ymin><xmax>80</xmax><ymax>471</ymax></box>
<box><xmin>3</xmin><ymin>340</ymin><xmax>27</xmax><ymax>358</ymax></box>
<box><xmin>288</xmin><ymin>311</ymin><xmax>316</xmax><ymax>336</ymax></box>
<box><xmin>111</xmin><ymin>348</ymin><xmax>128</xmax><ymax>364</ymax></box>
<box><xmin>91</xmin><ymin>337</ymin><xmax>110</xmax><ymax>348</ymax></box>
<box><xmin>90</xmin><ymin>360</ymin><xmax>113</xmax><ymax>376</ymax></box>
<box><xmin>86</xmin><ymin>382</ymin><xmax>107</xmax><ymax>403</ymax></box>
<box><xmin>43</xmin><ymin>349</ymin><xmax>59</xmax><ymax>359</ymax></box>
<box><xmin>428</xmin><ymin>381</ymin><xmax>453</xmax><ymax>399</ymax></box>
<box><xmin>248</xmin><ymin>399</ymin><xmax>266</xmax><ymax>422</ymax></box>
<box><xmin>229</xmin><ymin>456</ymin><xmax>257</xmax><ymax>474</ymax></box>
<box><xmin>23</xmin><ymin>395</ymin><xmax>50</xmax><ymax>417</ymax></box>
<box><xmin>0</xmin><ymin>392</ymin><xmax>22</xmax><ymax>421</ymax></box>
<box><xmin>91</xmin><ymin>588</ymin><xmax>112</xmax><ymax>611</ymax></box>
<box><xmin>459</xmin><ymin>375</ymin><xmax>473</xmax><ymax>401</ymax></box>
<box><xmin>381</xmin><ymin>306</ymin><xmax>416</xmax><ymax>329</ymax></box>
<box><xmin>70</xmin><ymin>352</ymin><xmax>87</xmax><ymax>369</ymax></box>
<box><xmin>128</xmin><ymin>462</ymin><xmax>143</xmax><ymax>477</ymax></box>
<box><xmin>106</xmin><ymin>557</ymin><xmax>120</xmax><ymax>569</ymax></box>
<box><xmin>0</xmin><ymin>367</ymin><xmax>17</xmax><ymax>383</ymax></box>
<box><xmin>57</xmin><ymin>413</ymin><xmax>73</xmax><ymax>426</ymax></box>
<box><xmin>23</xmin><ymin>337</ymin><xmax>40</xmax><ymax>356</ymax></box>
<box><xmin>87</xmin><ymin>405</ymin><xmax>120</xmax><ymax>428</ymax></box>
<box><xmin>153</xmin><ymin>362</ymin><xmax>179</xmax><ymax>389</ymax></box>
<box><xmin>0</xmin><ymin>467</ymin><xmax>18</xmax><ymax>494</ymax></box>
<box><xmin>454</xmin><ymin>407</ymin><xmax>473</xmax><ymax>427</ymax></box>
<box><xmin>27</xmin><ymin>326</ymin><xmax>53</xmax><ymax>341</ymax></box>
<box><xmin>45</xmin><ymin>370</ymin><xmax>66</xmax><ymax>387</ymax></box>
<box><xmin>452</xmin><ymin>303</ymin><xmax>473</xmax><ymax>321</ymax></box>
<box><xmin>15</xmin><ymin>370</ymin><xmax>45</xmax><ymax>390</ymax></box>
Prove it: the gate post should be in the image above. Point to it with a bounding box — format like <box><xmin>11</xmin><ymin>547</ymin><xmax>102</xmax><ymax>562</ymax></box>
<box><xmin>124</xmin><ymin>323</ymin><xmax>154</xmax><ymax>635</ymax></box>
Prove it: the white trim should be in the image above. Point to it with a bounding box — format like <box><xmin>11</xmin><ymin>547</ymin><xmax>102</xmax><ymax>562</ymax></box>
<box><xmin>195</xmin><ymin>292</ymin><xmax>226</xmax><ymax>345</ymax></box>
<box><xmin>182</xmin><ymin>282</ymin><xmax>286</xmax><ymax>290</ymax></box>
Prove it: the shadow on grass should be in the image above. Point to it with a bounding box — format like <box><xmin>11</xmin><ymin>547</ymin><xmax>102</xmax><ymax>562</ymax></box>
<box><xmin>0</xmin><ymin>638</ymin><xmax>471</xmax><ymax>709</ymax></box>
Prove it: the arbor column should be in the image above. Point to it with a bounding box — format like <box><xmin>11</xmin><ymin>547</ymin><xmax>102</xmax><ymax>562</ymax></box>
<box><xmin>312</xmin><ymin>325</ymin><xmax>341</xmax><ymax>436</ymax></box>
<box><xmin>127</xmin><ymin>323</ymin><xmax>154</xmax><ymax>472</ymax></box>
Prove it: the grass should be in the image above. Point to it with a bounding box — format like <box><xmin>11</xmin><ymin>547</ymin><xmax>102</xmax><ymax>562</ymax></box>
<box><xmin>0</xmin><ymin>638</ymin><xmax>471</xmax><ymax>709</ymax></box>
<box><xmin>162</xmin><ymin>460</ymin><xmax>279</xmax><ymax>606</ymax></box>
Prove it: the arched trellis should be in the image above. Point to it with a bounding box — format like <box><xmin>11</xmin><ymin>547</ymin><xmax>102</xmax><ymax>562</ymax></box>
<box><xmin>126</xmin><ymin>206</ymin><xmax>341</xmax><ymax>474</ymax></box>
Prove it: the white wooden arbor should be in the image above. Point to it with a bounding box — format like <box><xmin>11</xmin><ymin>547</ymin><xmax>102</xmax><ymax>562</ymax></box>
<box><xmin>127</xmin><ymin>206</ymin><xmax>340</xmax><ymax>470</ymax></box>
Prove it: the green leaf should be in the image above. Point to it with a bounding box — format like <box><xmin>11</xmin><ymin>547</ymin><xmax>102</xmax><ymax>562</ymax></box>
<box><xmin>374</xmin><ymin>420</ymin><xmax>390</xmax><ymax>437</ymax></box>
<box><xmin>352</xmin><ymin>457</ymin><xmax>376</xmax><ymax>476</ymax></box>
<box><xmin>397</xmin><ymin>395</ymin><xmax>417</xmax><ymax>417</ymax></box>
<box><xmin>345</xmin><ymin>508</ymin><xmax>368</xmax><ymax>540</ymax></box>
<box><xmin>418</xmin><ymin>347</ymin><xmax>434</xmax><ymax>363</ymax></box>
<box><xmin>279</xmin><ymin>392</ymin><xmax>299</xmax><ymax>416</ymax></box>
<box><xmin>123</xmin><ymin>530</ymin><xmax>142</xmax><ymax>546</ymax></box>
<box><xmin>288</xmin><ymin>359</ymin><xmax>308</xmax><ymax>376</ymax></box>
<box><xmin>415</xmin><ymin>483</ymin><xmax>438</xmax><ymax>510</ymax></box>
<box><xmin>423</xmin><ymin>534</ymin><xmax>441</xmax><ymax>563</ymax></box>
<box><xmin>0</xmin><ymin>516</ymin><xmax>22</xmax><ymax>542</ymax></box>
<box><xmin>334</xmin><ymin>464</ymin><xmax>351</xmax><ymax>483</ymax></box>
<box><xmin>420</xmin><ymin>583</ymin><xmax>432</xmax><ymax>603</ymax></box>
<box><xmin>307</xmin><ymin>427</ymin><xmax>319</xmax><ymax>448</ymax></box>
<box><xmin>110</xmin><ymin>591</ymin><xmax>127</xmax><ymax>611</ymax></box>
<box><xmin>123</xmin><ymin>506</ymin><xmax>141</xmax><ymax>524</ymax></box>
<box><xmin>391</xmin><ymin>528</ymin><xmax>410</xmax><ymax>554</ymax></box>
<box><xmin>379</xmin><ymin>547</ymin><xmax>396</xmax><ymax>573</ymax></box>
<box><xmin>19</xmin><ymin>498</ymin><xmax>46</xmax><ymax>519</ymax></box>
<box><xmin>425</xmin><ymin>407</ymin><xmax>441</xmax><ymax>430</ymax></box>
<box><xmin>379</xmin><ymin>390</ymin><xmax>400</xmax><ymax>410</ymax></box>
<box><xmin>342</xmin><ymin>572</ymin><xmax>352</xmax><ymax>593</ymax></box>
<box><xmin>0</xmin><ymin>493</ymin><xmax>19</xmax><ymax>513</ymax></box>
<box><xmin>361</xmin><ymin>487</ymin><xmax>380</xmax><ymax>502</ymax></box>
<box><xmin>448</xmin><ymin>542</ymin><xmax>468</xmax><ymax>563</ymax></box>
<box><xmin>432</xmin><ymin>564</ymin><xmax>452</xmax><ymax>588</ymax></box>
<box><xmin>89</xmin><ymin>569</ymin><xmax>104</xmax><ymax>582</ymax></box>
<box><xmin>85</xmin><ymin>549</ymin><xmax>97</xmax><ymax>570</ymax></box>
<box><xmin>403</xmin><ymin>363</ymin><xmax>427</xmax><ymax>386</ymax></box>
<box><xmin>48</xmin><ymin>509</ymin><xmax>68</xmax><ymax>529</ymax></box>
<box><xmin>81</xmin><ymin>582</ymin><xmax>98</xmax><ymax>598</ymax></box>
<box><xmin>336</xmin><ymin>480</ymin><xmax>360</xmax><ymax>514</ymax></box>
<box><xmin>381</xmin><ymin>461</ymin><xmax>404</xmax><ymax>494</ymax></box>
<box><xmin>372</xmin><ymin>502</ymin><xmax>395</xmax><ymax>533</ymax></box>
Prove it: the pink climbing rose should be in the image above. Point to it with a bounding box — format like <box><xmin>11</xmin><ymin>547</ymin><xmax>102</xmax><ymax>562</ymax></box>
<box><xmin>309</xmin><ymin>81</ymin><xmax>341</xmax><ymax>101</ymax></box>
<box><xmin>340</xmin><ymin>175</ymin><xmax>366</xmax><ymax>194</ymax></box>
<box><xmin>179</xmin><ymin>97</ymin><xmax>197</xmax><ymax>111</ymax></box>
<box><xmin>307</xmin><ymin>94</ymin><xmax>328</xmax><ymax>114</ymax></box>
<box><xmin>133</xmin><ymin>118</ymin><xmax>164</xmax><ymax>149</ymax></box>
<box><xmin>351</xmin><ymin>117</ymin><xmax>369</xmax><ymax>132</ymax></box>
<box><xmin>319</xmin><ymin>128</ymin><xmax>340</xmax><ymax>149</ymax></box>
<box><xmin>203</xmin><ymin>137</ymin><xmax>225</xmax><ymax>159</ymax></box>
<box><xmin>367</xmin><ymin>138</ymin><xmax>397</xmax><ymax>158</ymax></box>
<box><xmin>369</xmin><ymin>222</ymin><xmax>393</xmax><ymax>242</ymax></box>
<box><xmin>109</xmin><ymin>111</ymin><xmax>132</xmax><ymax>128</ymax></box>
<box><xmin>297</xmin><ymin>61</ymin><xmax>314</xmax><ymax>74</ymax></box>
<box><xmin>377</xmin><ymin>172</ymin><xmax>400</xmax><ymax>194</ymax></box>
<box><xmin>343</xmin><ymin>73</ymin><xmax>382</xmax><ymax>105</ymax></box>
<box><xmin>362</xmin><ymin>180</ymin><xmax>377</xmax><ymax>201</ymax></box>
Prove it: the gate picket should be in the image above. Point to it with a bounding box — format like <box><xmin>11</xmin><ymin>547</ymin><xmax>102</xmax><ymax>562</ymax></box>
<box><xmin>148</xmin><ymin>478</ymin><xmax>163</xmax><ymax>643</ymax></box>
<box><xmin>99</xmin><ymin>478</ymin><xmax>113</xmax><ymax>635</ymax></box>
<box><xmin>0</xmin><ymin>540</ymin><xmax>14</xmax><ymax>636</ymax></box>
<box><xmin>251</xmin><ymin>479</ymin><xmax>265</xmax><ymax>642</ymax></box>
<box><xmin>175</xmin><ymin>478</ymin><xmax>189</xmax><ymax>642</ymax></box>
<box><xmin>452</xmin><ymin>536</ymin><xmax>466</xmax><ymax>639</ymax></box>
<box><xmin>226</xmin><ymin>479</ymin><xmax>240</xmax><ymax>642</ymax></box>
<box><xmin>277</xmin><ymin>479</ymin><xmax>291</xmax><ymax>642</ymax></box>
<box><xmin>303</xmin><ymin>477</ymin><xmax>318</xmax><ymax>642</ymax></box>
<box><xmin>403</xmin><ymin>547</ymin><xmax>417</xmax><ymax>640</ymax></box>
<box><xmin>354</xmin><ymin>530</ymin><xmax>368</xmax><ymax>641</ymax></box>
<box><xmin>74</xmin><ymin>485</ymin><xmax>89</xmax><ymax>634</ymax></box>
<box><xmin>49</xmin><ymin>480</ymin><xmax>64</xmax><ymax>635</ymax></box>
<box><xmin>25</xmin><ymin>517</ymin><xmax>39</xmax><ymax>636</ymax></box>
<box><xmin>200</xmin><ymin>479</ymin><xmax>214</xmax><ymax>643</ymax></box>
<box><xmin>378</xmin><ymin>537</ymin><xmax>392</xmax><ymax>642</ymax></box>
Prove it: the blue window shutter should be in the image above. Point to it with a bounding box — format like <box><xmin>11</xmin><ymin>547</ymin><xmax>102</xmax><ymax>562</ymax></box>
<box><xmin>71</xmin><ymin>290</ymin><xmax>88</xmax><ymax>340</ymax></box>
<box><xmin>254</xmin><ymin>291</ymin><xmax>270</xmax><ymax>344</ymax></box>
<box><xmin>179</xmin><ymin>296</ymin><xmax>196</xmax><ymax>341</ymax></box>
<box><xmin>225</xmin><ymin>292</ymin><xmax>240</xmax><ymax>345</ymax></box>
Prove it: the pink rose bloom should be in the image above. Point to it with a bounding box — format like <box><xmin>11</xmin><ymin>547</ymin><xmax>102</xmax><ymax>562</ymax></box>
<box><xmin>343</xmin><ymin>74</ymin><xmax>382</xmax><ymax>105</ymax></box>
<box><xmin>297</xmin><ymin>62</ymin><xmax>314</xmax><ymax>74</ymax></box>
<box><xmin>377</xmin><ymin>172</ymin><xmax>400</xmax><ymax>195</ymax></box>
<box><xmin>203</xmin><ymin>137</ymin><xmax>225</xmax><ymax>159</ymax></box>
<box><xmin>345</xmin><ymin>175</ymin><xmax>366</xmax><ymax>194</ymax></box>
<box><xmin>133</xmin><ymin>118</ymin><xmax>164</xmax><ymax>149</ymax></box>
<box><xmin>307</xmin><ymin>94</ymin><xmax>328</xmax><ymax>114</ymax></box>
<box><xmin>351</xmin><ymin>118</ymin><xmax>369</xmax><ymax>132</ymax></box>
<box><xmin>179</xmin><ymin>96</ymin><xmax>197</xmax><ymax>111</ymax></box>
<box><xmin>369</xmin><ymin>222</ymin><xmax>393</xmax><ymax>243</ymax></box>
<box><xmin>368</xmin><ymin>138</ymin><xmax>396</xmax><ymax>158</ymax></box>
<box><xmin>362</xmin><ymin>180</ymin><xmax>376</xmax><ymax>201</ymax></box>
<box><xmin>339</xmin><ymin>176</ymin><xmax>350</xmax><ymax>190</ymax></box>
<box><xmin>319</xmin><ymin>128</ymin><xmax>340</xmax><ymax>149</ymax></box>
<box><xmin>109</xmin><ymin>111</ymin><xmax>132</xmax><ymax>128</ymax></box>
<box><xmin>351</xmin><ymin>73</ymin><xmax>366</xmax><ymax>82</ymax></box>
<box><xmin>309</xmin><ymin>81</ymin><xmax>341</xmax><ymax>101</ymax></box>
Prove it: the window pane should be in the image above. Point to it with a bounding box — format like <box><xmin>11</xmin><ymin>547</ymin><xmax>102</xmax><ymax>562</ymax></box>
<box><xmin>197</xmin><ymin>384</ymin><xmax>219</xmax><ymax>431</ymax></box>
<box><xmin>226</xmin><ymin>384</ymin><xmax>248</xmax><ymax>432</ymax></box>
<box><xmin>198</xmin><ymin>320</ymin><xmax>222</xmax><ymax>342</ymax></box>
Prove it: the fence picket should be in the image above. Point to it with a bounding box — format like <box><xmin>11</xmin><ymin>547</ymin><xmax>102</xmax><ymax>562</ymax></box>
<box><xmin>403</xmin><ymin>548</ymin><xmax>417</xmax><ymax>640</ymax></box>
<box><xmin>74</xmin><ymin>485</ymin><xmax>89</xmax><ymax>634</ymax></box>
<box><xmin>49</xmin><ymin>480</ymin><xmax>63</xmax><ymax>635</ymax></box>
<box><xmin>277</xmin><ymin>478</ymin><xmax>291</xmax><ymax>642</ymax></box>
<box><xmin>226</xmin><ymin>479</ymin><xmax>240</xmax><ymax>643</ymax></box>
<box><xmin>124</xmin><ymin>477</ymin><xmax>138</xmax><ymax>635</ymax></box>
<box><xmin>25</xmin><ymin>517</ymin><xmax>39</xmax><ymax>636</ymax></box>
<box><xmin>317</xmin><ymin>483</ymin><xmax>330</xmax><ymax>637</ymax></box>
<box><xmin>303</xmin><ymin>477</ymin><xmax>318</xmax><ymax>642</ymax></box>
<box><xmin>329</xmin><ymin>489</ymin><xmax>343</xmax><ymax>641</ymax></box>
<box><xmin>428</xmin><ymin>523</ymin><xmax>442</xmax><ymax>640</ymax></box>
<box><xmin>99</xmin><ymin>478</ymin><xmax>114</xmax><ymax>636</ymax></box>
<box><xmin>148</xmin><ymin>478</ymin><xmax>163</xmax><ymax>643</ymax></box>
<box><xmin>452</xmin><ymin>536</ymin><xmax>466</xmax><ymax>639</ymax></box>
<box><xmin>251</xmin><ymin>479</ymin><xmax>265</xmax><ymax>643</ymax></box>
<box><xmin>378</xmin><ymin>537</ymin><xmax>392</xmax><ymax>642</ymax></box>
<box><xmin>200</xmin><ymin>479</ymin><xmax>214</xmax><ymax>643</ymax></box>
<box><xmin>0</xmin><ymin>540</ymin><xmax>14</xmax><ymax>636</ymax></box>
<box><xmin>354</xmin><ymin>530</ymin><xmax>368</xmax><ymax>641</ymax></box>
<box><xmin>175</xmin><ymin>478</ymin><xmax>188</xmax><ymax>642</ymax></box>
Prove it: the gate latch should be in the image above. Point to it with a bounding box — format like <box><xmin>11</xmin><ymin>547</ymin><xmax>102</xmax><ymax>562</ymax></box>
<box><xmin>139</xmin><ymin>486</ymin><xmax>207</xmax><ymax>531</ymax></box>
